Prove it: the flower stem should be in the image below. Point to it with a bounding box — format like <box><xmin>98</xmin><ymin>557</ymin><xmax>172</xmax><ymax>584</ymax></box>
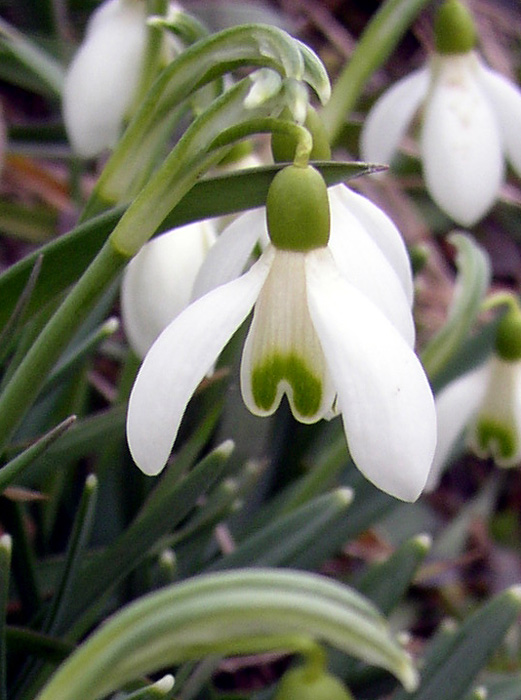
<box><xmin>320</xmin><ymin>0</ymin><xmax>431</xmax><ymax>145</ymax></box>
<box><xmin>481</xmin><ymin>292</ymin><xmax>520</xmax><ymax>315</ymax></box>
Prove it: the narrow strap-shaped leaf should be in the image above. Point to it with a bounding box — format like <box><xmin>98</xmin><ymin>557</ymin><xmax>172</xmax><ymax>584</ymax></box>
<box><xmin>484</xmin><ymin>674</ymin><xmax>521</xmax><ymax>700</ymax></box>
<box><xmin>207</xmin><ymin>488</ymin><xmax>354</xmax><ymax>572</ymax></box>
<box><xmin>393</xmin><ymin>586</ymin><xmax>521</xmax><ymax>700</ymax></box>
<box><xmin>119</xmin><ymin>675</ymin><xmax>175</xmax><ymax>699</ymax></box>
<box><xmin>44</xmin><ymin>475</ymin><xmax>98</xmax><ymax>635</ymax></box>
<box><xmin>59</xmin><ymin>441</ymin><xmax>234</xmax><ymax>632</ymax></box>
<box><xmin>0</xmin><ymin>254</ymin><xmax>42</xmax><ymax>365</ymax></box>
<box><xmin>0</xmin><ymin>161</ymin><xmax>369</xmax><ymax>336</ymax></box>
<box><xmin>36</xmin><ymin>568</ymin><xmax>418</xmax><ymax>700</ymax></box>
<box><xmin>0</xmin><ymin>17</ymin><xmax>64</xmax><ymax>97</ymax></box>
<box><xmin>5</xmin><ymin>626</ymin><xmax>72</xmax><ymax>663</ymax></box>
<box><xmin>0</xmin><ymin>416</ymin><xmax>76</xmax><ymax>493</ymax></box>
<box><xmin>354</xmin><ymin>533</ymin><xmax>432</xmax><ymax>615</ymax></box>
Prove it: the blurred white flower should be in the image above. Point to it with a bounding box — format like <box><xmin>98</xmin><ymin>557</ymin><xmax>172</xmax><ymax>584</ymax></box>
<box><xmin>127</xmin><ymin>166</ymin><xmax>436</xmax><ymax>501</ymax></box>
<box><xmin>427</xmin><ymin>303</ymin><xmax>521</xmax><ymax>490</ymax></box>
<box><xmin>62</xmin><ymin>0</ymin><xmax>149</xmax><ymax>157</ymax></box>
<box><xmin>360</xmin><ymin>1</ymin><xmax>521</xmax><ymax>226</ymax></box>
<box><xmin>121</xmin><ymin>219</ymin><xmax>217</xmax><ymax>358</ymax></box>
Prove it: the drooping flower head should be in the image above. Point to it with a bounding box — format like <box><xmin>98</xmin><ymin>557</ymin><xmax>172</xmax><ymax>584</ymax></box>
<box><xmin>360</xmin><ymin>0</ymin><xmax>521</xmax><ymax>227</ymax></box>
<box><xmin>427</xmin><ymin>298</ymin><xmax>521</xmax><ymax>490</ymax></box>
<box><xmin>63</xmin><ymin>0</ymin><xmax>186</xmax><ymax>157</ymax></box>
<box><xmin>127</xmin><ymin>159</ymin><xmax>437</xmax><ymax>502</ymax></box>
<box><xmin>63</xmin><ymin>0</ymin><xmax>149</xmax><ymax>157</ymax></box>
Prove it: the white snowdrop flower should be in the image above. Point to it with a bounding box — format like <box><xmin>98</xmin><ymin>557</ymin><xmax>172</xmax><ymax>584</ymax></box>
<box><xmin>127</xmin><ymin>164</ymin><xmax>436</xmax><ymax>501</ymax></box>
<box><xmin>121</xmin><ymin>219</ymin><xmax>217</xmax><ymax>358</ymax></box>
<box><xmin>427</xmin><ymin>301</ymin><xmax>521</xmax><ymax>490</ymax></box>
<box><xmin>63</xmin><ymin>0</ymin><xmax>149</xmax><ymax>157</ymax></box>
<box><xmin>360</xmin><ymin>0</ymin><xmax>521</xmax><ymax>227</ymax></box>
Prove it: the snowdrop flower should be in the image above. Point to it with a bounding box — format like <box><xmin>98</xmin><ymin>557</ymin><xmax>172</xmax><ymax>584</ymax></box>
<box><xmin>127</xmin><ymin>163</ymin><xmax>436</xmax><ymax>501</ymax></box>
<box><xmin>427</xmin><ymin>301</ymin><xmax>521</xmax><ymax>490</ymax></box>
<box><xmin>63</xmin><ymin>0</ymin><xmax>149</xmax><ymax>157</ymax></box>
<box><xmin>121</xmin><ymin>219</ymin><xmax>217</xmax><ymax>358</ymax></box>
<box><xmin>360</xmin><ymin>0</ymin><xmax>521</xmax><ymax>227</ymax></box>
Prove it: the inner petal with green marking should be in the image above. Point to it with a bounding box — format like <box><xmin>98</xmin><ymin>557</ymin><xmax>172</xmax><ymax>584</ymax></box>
<box><xmin>240</xmin><ymin>248</ymin><xmax>336</xmax><ymax>423</ymax></box>
<box><xmin>473</xmin><ymin>416</ymin><xmax>518</xmax><ymax>464</ymax></box>
<box><xmin>468</xmin><ymin>356</ymin><xmax>521</xmax><ymax>467</ymax></box>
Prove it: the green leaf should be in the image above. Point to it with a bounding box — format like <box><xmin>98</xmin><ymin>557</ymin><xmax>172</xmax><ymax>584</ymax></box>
<box><xmin>208</xmin><ymin>488</ymin><xmax>354</xmax><ymax>571</ymax></box>
<box><xmin>421</xmin><ymin>232</ymin><xmax>491</xmax><ymax>384</ymax></box>
<box><xmin>484</xmin><ymin>674</ymin><xmax>521</xmax><ymax>700</ymax></box>
<box><xmin>354</xmin><ymin>534</ymin><xmax>431</xmax><ymax>616</ymax></box>
<box><xmin>36</xmin><ymin>569</ymin><xmax>418</xmax><ymax>700</ymax></box>
<box><xmin>0</xmin><ymin>416</ymin><xmax>76</xmax><ymax>493</ymax></box>
<box><xmin>59</xmin><ymin>441</ymin><xmax>234</xmax><ymax>633</ymax></box>
<box><xmin>393</xmin><ymin>586</ymin><xmax>521</xmax><ymax>700</ymax></box>
<box><xmin>0</xmin><ymin>161</ymin><xmax>371</xmax><ymax>335</ymax></box>
<box><xmin>0</xmin><ymin>17</ymin><xmax>64</xmax><ymax>97</ymax></box>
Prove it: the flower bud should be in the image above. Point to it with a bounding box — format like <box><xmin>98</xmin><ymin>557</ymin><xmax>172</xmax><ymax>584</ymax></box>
<box><xmin>495</xmin><ymin>303</ymin><xmax>521</xmax><ymax>362</ymax></box>
<box><xmin>274</xmin><ymin>665</ymin><xmax>354</xmax><ymax>700</ymax></box>
<box><xmin>271</xmin><ymin>106</ymin><xmax>331</xmax><ymax>163</ymax></box>
<box><xmin>434</xmin><ymin>0</ymin><xmax>477</xmax><ymax>55</ymax></box>
<box><xmin>266</xmin><ymin>164</ymin><xmax>330</xmax><ymax>251</ymax></box>
<box><xmin>63</xmin><ymin>0</ymin><xmax>148</xmax><ymax>157</ymax></box>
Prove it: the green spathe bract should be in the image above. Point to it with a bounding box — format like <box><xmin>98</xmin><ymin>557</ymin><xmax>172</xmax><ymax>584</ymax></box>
<box><xmin>267</xmin><ymin>165</ymin><xmax>330</xmax><ymax>251</ymax></box>
<box><xmin>274</xmin><ymin>665</ymin><xmax>354</xmax><ymax>700</ymax></box>
<box><xmin>434</xmin><ymin>0</ymin><xmax>477</xmax><ymax>55</ymax></box>
<box><xmin>495</xmin><ymin>306</ymin><xmax>521</xmax><ymax>362</ymax></box>
<box><xmin>475</xmin><ymin>416</ymin><xmax>517</xmax><ymax>462</ymax></box>
<box><xmin>251</xmin><ymin>352</ymin><xmax>322</xmax><ymax>417</ymax></box>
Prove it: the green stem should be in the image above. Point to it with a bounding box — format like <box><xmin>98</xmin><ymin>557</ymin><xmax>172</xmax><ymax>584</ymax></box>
<box><xmin>0</xmin><ymin>241</ymin><xmax>127</xmax><ymax>456</ymax></box>
<box><xmin>320</xmin><ymin>0</ymin><xmax>431</xmax><ymax>145</ymax></box>
<box><xmin>481</xmin><ymin>292</ymin><xmax>520</xmax><ymax>314</ymax></box>
<box><xmin>210</xmin><ymin>117</ymin><xmax>313</xmax><ymax>167</ymax></box>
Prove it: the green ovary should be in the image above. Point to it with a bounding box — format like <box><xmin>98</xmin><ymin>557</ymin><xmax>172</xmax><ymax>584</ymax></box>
<box><xmin>475</xmin><ymin>417</ymin><xmax>517</xmax><ymax>462</ymax></box>
<box><xmin>251</xmin><ymin>353</ymin><xmax>322</xmax><ymax>419</ymax></box>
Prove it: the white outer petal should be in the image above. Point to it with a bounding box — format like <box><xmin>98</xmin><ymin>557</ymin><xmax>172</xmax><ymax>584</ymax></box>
<box><xmin>426</xmin><ymin>362</ymin><xmax>489</xmax><ymax>491</ymax></box>
<box><xmin>327</xmin><ymin>189</ymin><xmax>415</xmax><ymax>346</ymax></box>
<box><xmin>478</xmin><ymin>63</ymin><xmax>521</xmax><ymax>178</ymax></box>
<box><xmin>328</xmin><ymin>185</ymin><xmax>414</xmax><ymax>304</ymax></box>
<box><xmin>306</xmin><ymin>250</ymin><xmax>436</xmax><ymax>502</ymax></box>
<box><xmin>421</xmin><ymin>53</ymin><xmax>504</xmax><ymax>226</ymax></box>
<box><xmin>62</xmin><ymin>0</ymin><xmax>147</xmax><ymax>157</ymax></box>
<box><xmin>127</xmin><ymin>249</ymin><xmax>274</xmax><ymax>476</ymax></box>
<box><xmin>191</xmin><ymin>208</ymin><xmax>266</xmax><ymax>300</ymax></box>
<box><xmin>121</xmin><ymin>221</ymin><xmax>217</xmax><ymax>358</ymax></box>
<box><xmin>360</xmin><ymin>67</ymin><xmax>429</xmax><ymax>165</ymax></box>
